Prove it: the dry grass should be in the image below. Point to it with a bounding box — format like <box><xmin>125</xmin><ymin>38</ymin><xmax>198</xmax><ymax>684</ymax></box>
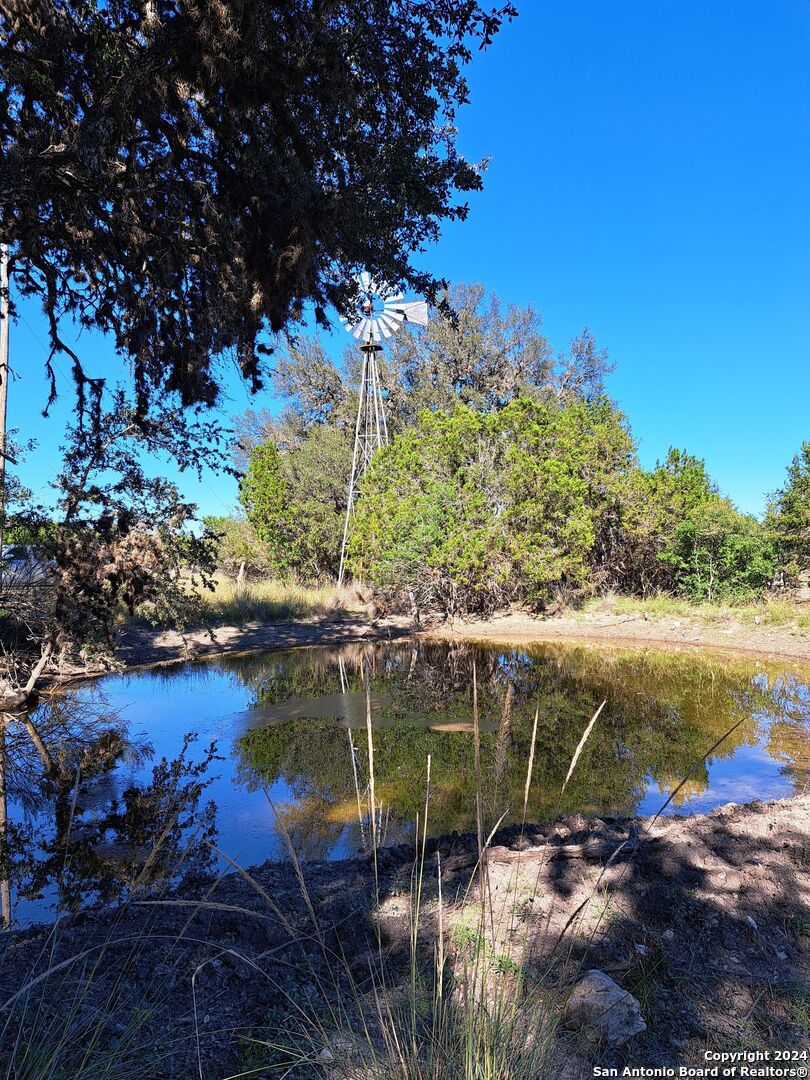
<box><xmin>316</xmin><ymin>686</ymin><xmax>608</xmax><ymax>1080</ymax></box>
<box><xmin>190</xmin><ymin>577</ymin><xmax>365</xmax><ymax>626</ymax></box>
<box><xmin>583</xmin><ymin>592</ymin><xmax>810</xmax><ymax>629</ymax></box>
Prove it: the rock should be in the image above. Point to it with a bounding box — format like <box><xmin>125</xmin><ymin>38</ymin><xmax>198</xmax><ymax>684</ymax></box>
<box><xmin>795</xmin><ymin>571</ymin><xmax>810</xmax><ymax>602</ymax></box>
<box><xmin>319</xmin><ymin>1048</ymin><xmax>335</xmax><ymax>1063</ymax></box>
<box><xmin>634</xmin><ymin>943</ymin><xmax>648</xmax><ymax>955</ymax></box>
<box><xmin>564</xmin><ymin>970</ymin><xmax>646</xmax><ymax>1048</ymax></box>
<box><xmin>746</xmin><ymin>915</ymin><xmax>758</xmax><ymax>931</ymax></box>
<box><xmin>662</xmin><ymin>929</ymin><xmax>675</xmax><ymax>942</ymax></box>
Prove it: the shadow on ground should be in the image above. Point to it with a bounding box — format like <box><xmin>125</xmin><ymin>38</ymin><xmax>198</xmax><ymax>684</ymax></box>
<box><xmin>0</xmin><ymin>795</ymin><xmax>807</xmax><ymax>1077</ymax></box>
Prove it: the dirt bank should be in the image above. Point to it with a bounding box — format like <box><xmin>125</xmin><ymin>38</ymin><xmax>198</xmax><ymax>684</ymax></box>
<box><xmin>115</xmin><ymin>613</ymin><xmax>413</xmax><ymax>670</ymax></box>
<box><xmin>423</xmin><ymin>608</ymin><xmax>810</xmax><ymax>664</ymax></box>
<box><xmin>109</xmin><ymin>606</ymin><xmax>810</xmax><ymax>680</ymax></box>
<box><xmin>1</xmin><ymin>795</ymin><xmax>807</xmax><ymax>1076</ymax></box>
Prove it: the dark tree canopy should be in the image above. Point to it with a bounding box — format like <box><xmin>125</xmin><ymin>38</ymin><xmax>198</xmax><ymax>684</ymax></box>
<box><xmin>0</xmin><ymin>0</ymin><xmax>515</xmax><ymax>420</ymax></box>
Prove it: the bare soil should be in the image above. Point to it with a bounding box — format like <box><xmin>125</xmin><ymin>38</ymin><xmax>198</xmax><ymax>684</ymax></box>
<box><xmin>423</xmin><ymin>609</ymin><xmax>810</xmax><ymax>664</ymax></box>
<box><xmin>116</xmin><ymin>612</ymin><xmax>413</xmax><ymax>669</ymax></box>
<box><xmin>1</xmin><ymin>795</ymin><xmax>807</xmax><ymax>1076</ymax></box>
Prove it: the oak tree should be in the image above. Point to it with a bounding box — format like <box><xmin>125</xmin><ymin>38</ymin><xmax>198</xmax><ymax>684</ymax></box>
<box><xmin>1</xmin><ymin>0</ymin><xmax>516</xmax><ymax>425</ymax></box>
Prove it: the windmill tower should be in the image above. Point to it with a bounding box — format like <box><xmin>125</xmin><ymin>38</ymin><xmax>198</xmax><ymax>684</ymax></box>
<box><xmin>337</xmin><ymin>272</ymin><xmax>428</xmax><ymax>587</ymax></box>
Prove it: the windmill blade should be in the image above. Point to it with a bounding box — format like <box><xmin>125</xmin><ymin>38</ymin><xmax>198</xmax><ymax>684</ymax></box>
<box><xmin>340</xmin><ymin>274</ymin><xmax>428</xmax><ymax>336</ymax></box>
<box><xmin>392</xmin><ymin>300</ymin><xmax>429</xmax><ymax>327</ymax></box>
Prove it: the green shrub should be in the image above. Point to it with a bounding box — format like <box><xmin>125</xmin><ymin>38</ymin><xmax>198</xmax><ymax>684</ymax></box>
<box><xmin>659</xmin><ymin>499</ymin><xmax>776</xmax><ymax>602</ymax></box>
<box><xmin>348</xmin><ymin>397</ymin><xmax>635</xmax><ymax>615</ymax></box>
<box><xmin>767</xmin><ymin>441</ymin><xmax>810</xmax><ymax>581</ymax></box>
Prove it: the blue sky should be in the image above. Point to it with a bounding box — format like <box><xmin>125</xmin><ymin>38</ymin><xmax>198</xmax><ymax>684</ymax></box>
<box><xmin>9</xmin><ymin>0</ymin><xmax>810</xmax><ymax>518</ymax></box>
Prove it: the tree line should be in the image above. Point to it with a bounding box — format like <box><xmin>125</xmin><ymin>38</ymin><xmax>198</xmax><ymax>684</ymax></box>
<box><xmin>232</xmin><ymin>285</ymin><xmax>809</xmax><ymax>616</ymax></box>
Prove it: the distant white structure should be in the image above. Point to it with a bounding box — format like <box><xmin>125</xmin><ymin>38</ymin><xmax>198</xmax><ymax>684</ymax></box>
<box><xmin>337</xmin><ymin>273</ymin><xmax>429</xmax><ymax>587</ymax></box>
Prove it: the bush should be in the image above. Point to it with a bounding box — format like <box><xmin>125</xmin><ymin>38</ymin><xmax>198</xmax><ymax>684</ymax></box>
<box><xmin>348</xmin><ymin>397</ymin><xmax>635</xmax><ymax>616</ymax></box>
<box><xmin>239</xmin><ymin>427</ymin><xmax>350</xmax><ymax>581</ymax></box>
<box><xmin>767</xmin><ymin>441</ymin><xmax>810</xmax><ymax>583</ymax></box>
<box><xmin>202</xmin><ymin>515</ymin><xmax>276</xmax><ymax>581</ymax></box>
<box><xmin>659</xmin><ymin>499</ymin><xmax>776</xmax><ymax>602</ymax></box>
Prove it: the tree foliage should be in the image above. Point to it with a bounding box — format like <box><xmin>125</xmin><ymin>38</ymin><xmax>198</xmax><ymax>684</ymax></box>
<box><xmin>616</xmin><ymin>450</ymin><xmax>776</xmax><ymax>601</ymax></box>
<box><xmin>347</xmin><ymin>398</ymin><xmax>636</xmax><ymax>614</ymax></box>
<box><xmin>239</xmin><ymin>425</ymin><xmax>349</xmax><ymax>580</ymax></box>
<box><xmin>659</xmin><ymin>499</ymin><xmax>776</xmax><ymax>602</ymax></box>
<box><xmin>0</xmin><ymin>389</ymin><xmax>223</xmax><ymax>706</ymax></box>
<box><xmin>380</xmin><ymin>282</ymin><xmax>555</xmax><ymax>420</ymax></box>
<box><xmin>231</xmin><ymin>283</ymin><xmax>614</xmax><ymax>464</ymax></box>
<box><xmin>617</xmin><ymin>449</ymin><xmax>717</xmax><ymax>595</ymax></box>
<box><xmin>202</xmin><ymin>514</ymin><xmax>275</xmax><ymax>581</ymax></box>
<box><xmin>235</xmin><ymin>282</ymin><xmax>785</xmax><ymax>612</ymax></box>
<box><xmin>1</xmin><ymin>0</ymin><xmax>514</xmax><ymax>426</ymax></box>
<box><xmin>767</xmin><ymin>441</ymin><xmax>810</xmax><ymax>580</ymax></box>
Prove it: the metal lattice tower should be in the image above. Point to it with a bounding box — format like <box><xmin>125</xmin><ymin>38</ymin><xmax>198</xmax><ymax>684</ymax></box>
<box><xmin>337</xmin><ymin>273</ymin><xmax>428</xmax><ymax>587</ymax></box>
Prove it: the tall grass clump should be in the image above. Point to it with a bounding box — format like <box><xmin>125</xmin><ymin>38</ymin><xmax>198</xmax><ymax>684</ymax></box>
<box><xmin>192</xmin><ymin>578</ymin><xmax>364</xmax><ymax>626</ymax></box>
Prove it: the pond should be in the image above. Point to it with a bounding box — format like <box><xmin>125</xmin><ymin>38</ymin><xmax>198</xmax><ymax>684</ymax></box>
<box><xmin>4</xmin><ymin>639</ymin><xmax>810</xmax><ymax>926</ymax></box>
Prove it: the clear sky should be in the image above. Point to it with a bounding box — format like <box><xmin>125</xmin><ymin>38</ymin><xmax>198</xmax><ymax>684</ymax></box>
<box><xmin>8</xmin><ymin>0</ymin><xmax>810</xmax><ymax>518</ymax></box>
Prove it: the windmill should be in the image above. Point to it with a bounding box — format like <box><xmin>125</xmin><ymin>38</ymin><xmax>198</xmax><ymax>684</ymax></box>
<box><xmin>337</xmin><ymin>272</ymin><xmax>429</xmax><ymax>587</ymax></box>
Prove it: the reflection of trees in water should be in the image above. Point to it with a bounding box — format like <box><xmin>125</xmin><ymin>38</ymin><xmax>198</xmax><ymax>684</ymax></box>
<box><xmin>0</xmin><ymin>692</ymin><xmax>219</xmax><ymax>928</ymax></box>
<box><xmin>232</xmin><ymin>642</ymin><xmax>810</xmax><ymax>858</ymax></box>
<box><xmin>760</xmin><ymin>674</ymin><xmax>810</xmax><ymax>786</ymax></box>
<box><xmin>2</xmin><ymin>644</ymin><xmax>805</xmax><ymax>920</ymax></box>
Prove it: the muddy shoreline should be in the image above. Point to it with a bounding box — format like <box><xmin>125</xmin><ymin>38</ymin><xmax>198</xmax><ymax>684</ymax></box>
<box><xmin>1</xmin><ymin>794</ymin><xmax>807</xmax><ymax>1076</ymax></box>
<box><xmin>92</xmin><ymin>607</ymin><xmax>810</xmax><ymax>684</ymax></box>
<box><xmin>425</xmin><ymin>609</ymin><xmax>810</xmax><ymax>665</ymax></box>
<box><xmin>32</xmin><ymin>606</ymin><xmax>810</xmax><ymax>696</ymax></box>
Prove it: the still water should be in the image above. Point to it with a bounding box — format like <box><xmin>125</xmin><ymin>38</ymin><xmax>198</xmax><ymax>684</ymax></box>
<box><xmin>5</xmin><ymin>640</ymin><xmax>810</xmax><ymax>924</ymax></box>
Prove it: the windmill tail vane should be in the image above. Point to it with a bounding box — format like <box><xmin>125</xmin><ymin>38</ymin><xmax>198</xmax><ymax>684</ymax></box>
<box><xmin>337</xmin><ymin>272</ymin><xmax>429</xmax><ymax>587</ymax></box>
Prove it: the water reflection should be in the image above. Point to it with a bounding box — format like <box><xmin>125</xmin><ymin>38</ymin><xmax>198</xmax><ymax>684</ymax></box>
<box><xmin>232</xmin><ymin>641</ymin><xmax>810</xmax><ymax>857</ymax></box>
<box><xmin>6</xmin><ymin>639</ymin><xmax>810</xmax><ymax>925</ymax></box>
<box><xmin>0</xmin><ymin>696</ymin><xmax>218</xmax><ymax>929</ymax></box>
